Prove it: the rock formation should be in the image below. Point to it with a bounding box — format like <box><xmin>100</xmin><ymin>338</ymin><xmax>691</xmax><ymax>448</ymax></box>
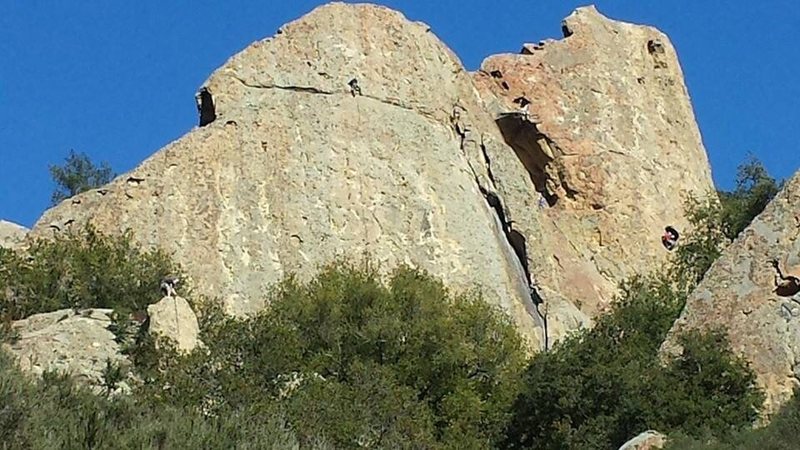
<box><xmin>663</xmin><ymin>171</ymin><xmax>800</xmax><ymax>416</ymax></box>
<box><xmin>0</xmin><ymin>220</ymin><xmax>28</xmax><ymax>250</ymax></box>
<box><xmin>147</xmin><ymin>295</ymin><xmax>201</xmax><ymax>353</ymax></box>
<box><xmin>473</xmin><ymin>5</ymin><xmax>715</xmax><ymax>320</ymax></box>
<box><xmin>29</xmin><ymin>2</ymin><xmax>545</xmax><ymax>348</ymax></box>
<box><xmin>2</xmin><ymin>308</ymin><xmax>130</xmax><ymax>392</ymax></box>
<box><xmin>26</xmin><ymin>3</ymin><xmax>714</xmax><ymax>349</ymax></box>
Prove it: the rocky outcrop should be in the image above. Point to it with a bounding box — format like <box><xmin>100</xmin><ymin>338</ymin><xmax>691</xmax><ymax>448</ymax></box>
<box><xmin>0</xmin><ymin>220</ymin><xmax>28</xmax><ymax>250</ymax></box>
<box><xmin>663</xmin><ymin>171</ymin><xmax>800</xmax><ymax>416</ymax></box>
<box><xmin>29</xmin><ymin>3</ymin><xmax>546</xmax><ymax>348</ymax></box>
<box><xmin>26</xmin><ymin>4</ymin><xmax>715</xmax><ymax>349</ymax></box>
<box><xmin>618</xmin><ymin>430</ymin><xmax>666</xmax><ymax>450</ymax></box>
<box><xmin>147</xmin><ymin>295</ymin><xmax>201</xmax><ymax>353</ymax></box>
<box><xmin>473</xmin><ymin>6</ymin><xmax>715</xmax><ymax>319</ymax></box>
<box><xmin>2</xmin><ymin>308</ymin><xmax>129</xmax><ymax>392</ymax></box>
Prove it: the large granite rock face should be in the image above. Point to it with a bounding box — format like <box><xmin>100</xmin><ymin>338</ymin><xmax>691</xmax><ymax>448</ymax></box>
<box><xmin>663</xmin><ymin>171</ymin><xmax>800</xmax><ymax>416</ymax></box>
<box><xmin>26</xmin><ymin>4</ymin><xmax>716</xmax><ymax>349</ymax></box>
<box><xmin>0</xmin><ymin>220</ymin><xmax>28</xmax><ymax>250</ymax></box>
<box><xmin>2</xmin><ymin>308</ymin><xmax>129</xmax><ymax>391</ymax></box>
<box><xmin>473</xmin><ymin>6</ymin><xmax>715</xmax><ymax>319</ymax></box>
<box><xmin>29</xmin><ymin>3</ymin><xmax>545</xmax><ymax>348</ymax></box>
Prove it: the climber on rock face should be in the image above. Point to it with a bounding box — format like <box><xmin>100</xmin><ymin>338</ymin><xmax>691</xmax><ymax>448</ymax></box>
<box><xmin>348</xmin><ymin>78</ymin><xmax>362</xmax><ymax>97</ymax></box>
<box><xmin>661</xmin><ymin>226</ymin><xmax>679</xmax><ymax>251</ymax></box>
<box><xmin>160</xmin><ymin>275</ymin><xmax>180</xmax><ymax>297</ymax></box>
<box><xmin>512</xmin><ymin>95</ymin><xmax>531</xmax><ymax>120</ymax></box>
<box><xmin>768</xmin><ymin>257</ymin><xmax>800</xmax><ymax>298</ymax></box>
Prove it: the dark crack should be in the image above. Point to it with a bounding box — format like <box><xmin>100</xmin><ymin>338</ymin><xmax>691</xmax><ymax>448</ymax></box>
<box><xmin>451</xmin><ymin>111</ymin><xmax>547</xmax><ymax>349</ymax></box>
<box><xmin>231</xmin><ymin>75</ymin><xmax>444</xmax><ymax>125</ymax></box>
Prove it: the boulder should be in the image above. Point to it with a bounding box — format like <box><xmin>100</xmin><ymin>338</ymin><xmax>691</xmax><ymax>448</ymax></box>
<box><xmin>0</xmin><ymin>220</ymin><xmax>28</xmax><ymax>250</ymax></box>
<box><xmin>147</xmin><ymin>295</ymin><xmax>201</xmax><ymax>353</ymax></box>
<box><xmin>2</xmin><ymin>308</ymin><xmax>129</xmax><ymax>392</ymax></box>
<box><xmin>473</xmin><ymin>5</ymin><xmax>715</xmax><ymax>321</ymax></box>
<box><xmin>618</xmin><ymin>430</ymin><xmax>666</xmax><ymax>450</ymax></box>
<box><xmin>663</xmin><ymin>171</ymin><xmax>800</xmax><ymax>416</ymax></box>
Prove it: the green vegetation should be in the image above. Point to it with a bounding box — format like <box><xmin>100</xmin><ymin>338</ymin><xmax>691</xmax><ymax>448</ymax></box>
<box><xmin>501</xmin><ymin>156</ymin><xmax>778</xmax><ymax>449</ymax></box>
<box><xmin>49</xmin><ymin>149</ymin><xmax>115</xmax><ymax>205</ymax></box>
<box><xmin>666</xmin><ymin>390</ymin><xmax>800</xmax><ymax>450</ymax></box>
<box><xmin>673</xmin><ymin>157</ymin><xmax>782</xmax><ymax>286</ymax></box>
<box><xmin>140</xmin><ymin>263</ymin><xmax>527</xmax><ymax>449</ymax></box>
<box><xmin>501</xmin><ymin>276</ymin><xmax>762</xmax><ymax>449</ymax></box>
<box><xmin>0</xmin><ymin>351</ymin><xmax>319</xmax><ymax>450</ymax></box>
<box><xmin>719</xmin><ymin>155</ymin><xmax>782</xmax><ymax>240</ymax></box>
<box><xmin>0</xmin><ymin>224</ymin><xmax>179</xmax><ymax>321</ymax></box>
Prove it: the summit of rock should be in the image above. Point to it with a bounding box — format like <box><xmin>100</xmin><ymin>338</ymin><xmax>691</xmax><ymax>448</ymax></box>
<box><xmin>473</xmin><ymin>5</ymin><xmax>714</xmax><ymax>318</ymax></box>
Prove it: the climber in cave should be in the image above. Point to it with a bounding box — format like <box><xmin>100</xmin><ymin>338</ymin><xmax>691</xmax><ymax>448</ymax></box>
<box><xmin>661</xmin><ymin>225</ymin><xmax>679</xmax><ymax>251</ymax></box>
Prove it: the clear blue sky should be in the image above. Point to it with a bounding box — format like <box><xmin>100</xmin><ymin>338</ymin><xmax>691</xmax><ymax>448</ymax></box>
<box><xmin>1</xmin><ymin>1</ymin><xmax>798</xmax><ymax>227</ymax></box>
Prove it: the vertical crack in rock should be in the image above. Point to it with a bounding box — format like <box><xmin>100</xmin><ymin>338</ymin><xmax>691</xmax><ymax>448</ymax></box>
<box><xmin>450</xmin><ymin>105</ymin><xmax>547</xmax><ymax>350</ymax></box>
<box><xmin>479</xmin><ymin>137</ymin><xmax>549</xmax><ymax>350</ymax></box>
<box><xmin>495</xmin><ymin>114</ymin><xmax>577</xmax><ymax>206</ymax></box>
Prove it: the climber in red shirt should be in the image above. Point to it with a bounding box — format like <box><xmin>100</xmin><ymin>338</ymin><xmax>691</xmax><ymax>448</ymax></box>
<box><xmin>661</xmin><ymin>226</ymin><xmax>679</xmax><ymax>251</ymax></box>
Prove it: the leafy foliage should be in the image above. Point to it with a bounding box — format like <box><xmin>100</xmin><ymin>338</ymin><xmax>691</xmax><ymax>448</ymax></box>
<box><xmin>502</xmin><ymin>276</ymin><xmax>762</xmax><ymax>450</ymax></box>
<box><xmin>139</xmin><ymin>263</ymin><xmax>527</xmax><ymax>449</ymax></box>
<box><xmin>0</xmin><ymin>351</ymin><xmax>321</xmax><ymax>450</ymax></box>
<box><xmin>672</xmin><ymin>156</ymin><xmax>781</xmax><ymax>287</ymax></box>
<box><xmin>718</xmin><ymin>155</ymin><xmax>782</xmax><ymax>240</ymax></box>
<box><xmin>0</xmin><ymin>225</ymin><xmax>179</xmax><ymax>322</ymax></box>
<box><xmin>49</xmin><ymin>149</ymin><xmax>115</xmax><ymax>205</ymax></box>
<box><xmin>666</xmin><ymin>388</ymin><xmax>800</xmax><ymax>450</ymax></box>
<box><xmin>670</xmin><ymin>195</ymin><xmax>728</xmax><ymax>288</ymax></box>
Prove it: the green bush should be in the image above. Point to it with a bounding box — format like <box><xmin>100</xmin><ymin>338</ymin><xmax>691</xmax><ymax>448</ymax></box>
<box><xmin>502</xmin><ymin>276</ymin><xmax>762</xmax><ymax>450</ymax></box>
<box><xmin>0</xmin><ymin>225</ymin><xmax>180</xmax><ymax>322</ymax></box>
<box><xmin>0</xmin><ymin>351</ymin><xmax>319</xmax><ymax>450</ymax></box>
<box><xmin>718</xmin><ymin>155</ymin><xmax>782</xmax><ymax>241</ymax></box>
<box><xmin>672</xmin><ymin>156</ymin><xmax>781</xmax><ymax>288</ymax></box>
<box><xmin>49</xmin><ymin>149</ymin><xmax>115</xmax><ymax>205</ymax></box>
<box><xmin>666</xmin><ymin>389</ymin><xmax>800</xmax><ymax>450</ymax></box>
<box><xmin>139</xmin><ymin>262</ymin><xmax>527</xmax><ymax>449</ymax></box>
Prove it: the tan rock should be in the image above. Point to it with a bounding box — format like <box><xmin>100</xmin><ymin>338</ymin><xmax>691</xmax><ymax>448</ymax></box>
<box><xmin>618</xmin><ymin>430</ymin><xmax>666</xmax><ymax>450</ymax></box>
<box><xmin>0</xmin><ymin>220</ymin><xmax>28</xmax><ymax>250</ymax></box>
<box><xmin>662</xmin><ymin>171</ymin><xmax>800</xmax><ymax>417</ymax></box>
<box><xmin>28</xmin><ymin>3</ymin><xmax>545</xmax><ymax>349</ymax></box>
<box><xmin>473</xmin><ymin>6</ymin><xmax>715</xmax><ymax>323</ymax></box>
<box><xmin>2</xmin><ymin>308</ymin><xmax>129</xmax><ymax>391</ymax></box>
<box><xmin>147</xmin><ymin>296</ymin><xmax>201</xmax><ymax>353</ymax></box>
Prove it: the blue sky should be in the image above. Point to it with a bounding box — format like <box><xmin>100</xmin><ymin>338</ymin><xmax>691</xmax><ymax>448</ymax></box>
<box><xmin>1</xmin><ymin>1</ymin><xmax>798</xmax><ymax>227</ymax></box>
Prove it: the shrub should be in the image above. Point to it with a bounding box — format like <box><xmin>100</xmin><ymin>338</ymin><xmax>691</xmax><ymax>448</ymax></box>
<box><xmin>672</xmin><ymin>156</ymin><xmax>781</xmax><ymax>288</ymax></box>
<box><xmin>0</xmin><ymin>224</ymin><xmax>180</xmax><ymax>322</ymax></box>
<box><xmin>718</xmin><ymin>155</ymin><xmax>782</xmax><ymax>241</ymax></box>
<box><xmin>139</xmin><ymin>262</ymin><xmax>527</xmax><ymax>449</ymax></box>
<box><xmin>49</xmin><ymin>150</ymin><xmax>115</xmax><ymax>205</ymax></box>
<box><xmin>502</xmin><ymin>276</ymin><xmax>762</xmax><ymax>450</ymax></box>
<box><xmin>665</xmin><ymin>389</ymin><xmax>800</xmax><ymax>450</ymax></box>
<box><xmin>0</xmin><ymin>350</ymin><xmax>317</xmax><ymax>450</ymax></box>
